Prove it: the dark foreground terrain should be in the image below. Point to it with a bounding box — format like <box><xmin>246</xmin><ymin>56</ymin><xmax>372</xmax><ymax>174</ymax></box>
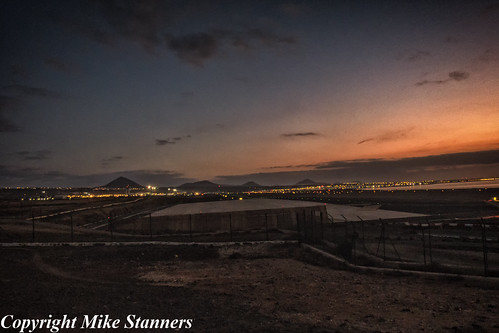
<box><xmin>2</xmin><ymin>243</ymin><xmax>498</xmax><ymax>332</ymax></box>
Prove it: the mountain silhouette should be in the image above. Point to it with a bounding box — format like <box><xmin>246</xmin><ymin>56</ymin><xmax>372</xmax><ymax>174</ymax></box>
<box><xmin>295</xmin><ymin>178</ymin><xmax>320</xmax><ymax>186</ymax></box>
<box><xmin>102</xmin><ymin>177</ymin><xmax>144</xmax><ymax>189</ymax></box>
<box><xmin>242</xmin><ymin>181</ymin><xmax>261</xmax><ymax>187</ymax></box>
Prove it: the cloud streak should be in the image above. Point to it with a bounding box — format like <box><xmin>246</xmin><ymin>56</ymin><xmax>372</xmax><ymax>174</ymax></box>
<box><xmin>358</xmin><ymin>128</ymin><xmax>414</xmax><ymax>145</ymax></box>
<box><xmin>51</xmin><ymin>0</ymin><xmax>297</xmax><ymax>66</ymax></box>
<box><xmin>155</xmin><ymin>139</ymin><xmax>175</xmax><ymax>146</ymax></box>
<box><xmin>281</xmin><ymin>132</ymin><xmax>320</xmax><ymax>138</ymax></box>
<box><xmin>16</xmin><ymin>150</ymin><xmax>52</xmax><ymax>160</ymax></box>
<box><xmin>167</xmin><ymin>33</ymin><xmax>218</xmax><ymax>66</ymax></box>
<box><xmin>215</xmin><ymin>149</ymin><xmax>499</xmax><ymax>185</ymax></box>
<box><xmin>398</xmin><ymin>50</ymin><xmax>431</xmax><ymax>62</ymax></box>
<box><xmin>2</xmin><ymin>84</ymin><xmax>62</xmax><ymax>99</ymax></box>
<box><xmin>102</xmin><ymin>155</ymin><xmax>124</xmax><ymax>166</ymax></box>
<box><xmin>416</xmin><ymin>71</ymin><xmax>470</xmax><ymax>86</ymax></box>
<box><xmin>155</xmin><ymin>135</ymin><xmax>191</xmax><ymax>146</ymax></box>
<box><xmin>0</xmin><ymin>166</ymin><xmax>192</xmax><ymax>187</ymax></box>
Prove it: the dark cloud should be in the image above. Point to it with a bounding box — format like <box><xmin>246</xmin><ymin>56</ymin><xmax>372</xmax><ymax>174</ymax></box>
<box><xmin>16</xmin><ymin>150</ymin><xmax>52</xmax><ymax>160</ymax></box>
<box><xmin>215</xmin><ymin>149</ymin><xmax>499</xmax><ymax>185</ymax></box>
<box><xmin>315</xmin><ymin>150</ymin><xmax>499</xmax><ymax>173</ymax></box>
<box><xmin>216</xmin><ymin>27</ymin><xmax>296</xmax><ymax>53</ymax></box>
<box><xmin>156</xmin><ymin>135</ymin><xmax>191</xmax><ymax>145</ymax></box>
<box><xmin>448</xmin><ymin>70</ymin><xmax>470</xmax><ymax>81</ymax></box>
<box><xmin>49</xmin><ymin>1</ymin><xmax>297</xmax><ymax>66</ymax></box>
<box><xmin>44</xmin><ymin>57</ymin><xmax>79</xmax><ymax>73</ymax></box>
<box><xmin>102</xmin><ymin>156</ymin><xmax>124</xmax><ymax>166</ymax></box>
<box><xmin>172</xmin><ymin>135</ymin><xmax>191</xmax><ymax>141</ymax></box>
<box><xmin>90</xmin><ymin>0</ymin><xmax>173</xmax><ymax>52</ymax></box>
<box><xmin>263</xmin><ymin>165</ymin><xmax>295</xmax><ymax>170</ymax></box>
<box><xmin>0</xmin><ymin>166</ymin><xmax>191</xmax><ymax>187</ymax></box>
<box><xmin>2</xmin><ymin>84</ymin><xmax>62</xmax><ymax>99</ymax></box>
<box><xmin>246</xmin><ymin>28</ymin><xmax>297</xmax><ymax>45</ymax></box>
<box><xmin>398</xmin><ymin>50</ymin><xmax>431</xmax><ymax>62</ymax></box>
<box><xmin>262</xmin><ymin>162</ymin><xmax>320</xmax><ymax>170</ymax></box>
<box><xmin>281</xmin><ymin>132</ymin><xmax>320</xmax><ymax>137</ymax></box>
<box><xmin>166</xmin><ymin>33</ymin><xmax>218</xmax><ymax>66</ymax></box>
<box><xmin>415</xmin><ymin>70</ymin><xmax>470</xmax><ymax>86</ymax></box>
<box><xmin>358</xmin><ymin>128</ymin><xmax>413</xmax><ymax>145</ymax></box>
<box><xmin>0</xmin><ymin>96</ymin><xmax>21</xmax><ymax>132</ymax></box>
<box><xmin>155</xmin><ymin>139</ymin><xmax>175</xmax><ymax>145</ymax></box>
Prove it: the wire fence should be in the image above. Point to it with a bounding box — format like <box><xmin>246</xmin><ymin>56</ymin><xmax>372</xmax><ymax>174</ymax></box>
<box><xmin>1</xmin><ymin>203</ymin><xmax>498</xmax><ymax>278</ymax></box>
<box><xmin>0</xmin><ymin>206</ymin><xmax>325</xmax><ymax>244</ymax></box>
<box><xmin>297</xmin><ymin>214</ymin><xmax>499</xmax><ymax>277</ymax></box>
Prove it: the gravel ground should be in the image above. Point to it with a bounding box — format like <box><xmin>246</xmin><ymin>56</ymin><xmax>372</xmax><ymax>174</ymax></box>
<box><xmin>1</xmin><ymin>243</ymin><xmax>498</xmax><ymax>332</ymax></box>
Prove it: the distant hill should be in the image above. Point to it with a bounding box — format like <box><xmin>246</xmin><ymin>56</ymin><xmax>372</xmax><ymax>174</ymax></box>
<box><xmin>102</xmin><ymin>177</ymin><xmax>144</xmax><ymax>189</ymax></box>
<box><xmin>295</xmin><ymin>178</ymin><xmax>321</xmax><ymax>186</ymax></box>
<box><xmin>178</xmin><ymin>180</ymin><xmax>220</xmax><ymax>190</ymax></box>
<box><xmin>242</xmin><ymin>181</ymin><xmax>261</xmax><ymax>187</ymax></box>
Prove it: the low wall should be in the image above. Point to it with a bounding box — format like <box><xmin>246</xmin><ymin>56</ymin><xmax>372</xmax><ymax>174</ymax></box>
<box><xmin>115</xmin><ymin>205</ymin><xmax>328</xmax><ymax>235</ymax></box>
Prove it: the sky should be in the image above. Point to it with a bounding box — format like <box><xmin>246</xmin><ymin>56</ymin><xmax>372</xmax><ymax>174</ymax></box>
<box><xmin>1</xmin><ymin>0</ymin><xmax>498</xmax><ymax>187</ymax></box>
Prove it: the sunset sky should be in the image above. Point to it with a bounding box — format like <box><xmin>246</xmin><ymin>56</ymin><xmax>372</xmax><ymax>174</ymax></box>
<box><xmin>1</xmin><ymin>0</ymin><xmax>498</xmax><ymax>187</ymax></box>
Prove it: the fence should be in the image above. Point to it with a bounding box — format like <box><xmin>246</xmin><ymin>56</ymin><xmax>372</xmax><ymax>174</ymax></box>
<box><xmin>298</xmin><ymin>214</ymin><xmax>499</xmax><ymax>277</ymax></box>
<box><xmin>2</xmin><ymin>203</ymin><xmax>497</xmax><ymax>278</ymax></box>
<box><xmin>0</xmin><ymin>205</ymin><xmax>328</xmax><ymax>244</ymax></box>
<box><xmin>112</xmin><ymin>205</ymin><xmax>328</xmax><ymax>242</ymax></box>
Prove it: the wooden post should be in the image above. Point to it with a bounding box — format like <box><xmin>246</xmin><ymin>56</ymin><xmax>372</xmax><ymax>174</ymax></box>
<box><xmin>109</xmin><ymin>216</ymin><xmax>113</xmax><ymax>239</ymax></box>
<box><xmin>265</xmin><ymin>213</ymin><xmax>269</xmax><ymax>241</ymax></box>
<box><xmin>357</xmin><ymin>216</ymin><xmax>366</xmax><ymax>251</ymax></box>
<box><xmin>420</xmin><ymin>221</ymin><xmax>426</xmax><ymax>267</ymax></box>
<box><xmin>303</xmin><ymin>210</ymin><xmax>307</xmax><ymax>241</ymax></box>
<box><xmin>189</xmin><ymin>214</ymin><xmax>193</xmax><ymax>242</ymax></box>
<box><xmin>320</xmin><ymin>212</ymin><xmax>324</xmax><ymax>242</ymax></box>
<box><xmin>149</xmin><ymin>213</ymin><xmax>153</xmax><ymax>239</ymax></box>
<box><xmin>427</xmin><ymin>220</ymin><xmax>433</xmax><ymax>266</ymax></box>
<box><xmin>381</xmin><ymin>219</ymin><xmax>386</xmax><ymax>261</ymax></box>
<box><xmin>310</xmin><ymin>210</ymin><xmax>315</xmax><ymax>243</ymax></box>
<box><xmin>32</xmin><ymin>210</ymin><xmax>35</xmax><ymax>242</ymax></box>
<box><xmin>481</xmin><ymin>218</ymin><xmax>488</xmax><ymax>277</ymax></box>
<box><xmin>296</xmin><ymin>212</ymin><xmax>301</xmax><ymax>242</ymax></box>
<box><xmin>229</xmin><ymin>214</ymin><xmax>233</xmax><ymax>242</ymax></box>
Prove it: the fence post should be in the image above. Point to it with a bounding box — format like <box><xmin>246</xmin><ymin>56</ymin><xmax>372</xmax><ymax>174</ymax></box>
<box><xmin>310</xmin><ymin>210</ymin><xmax>315</xmax><ymax>243</ymax></box>
<box><xmin>357</xmin><ymin>216</ymin><xmax>366</xmax><ymax>251</ymax></box>
<box><xmin>108</xmin><ymin>216</ymin><xmax>113</xmax><ymax>239</ymax></box>
<box><xmin>303</xmin><ymin>210</ymin><xmax>307</xmax><ymax>242</ymax></box>
<box><xmin>265</xmin><ymin>213</ymin><xmax>269</xmax><ymax>241</ymax></box>
<box><xmin>189</xmin><ymin>214</ymin><xmax>193</xmax><ymax>242</ymax></box>
<box><xmin>70</xmin><ymin>212</ymin><xmax>73</xmax><ymax>242</ymax></box>
<box><xmin>149</xmin><ymin>213</ymin><xmax>153</xmax><ymax>240</ymax></box>
<box><xmin>341</xmin><ymin>215</ymin><xmax>348</xmax><ymax>237</ymax></box>
<box><xmin>229</xmin><ymin>214</ymin><xmax>233</xmax><ymax>242</ymax></box>
<box><xmin>419</xmin><ymin>221</ymin><xmax>426</xmax><ymax>267</ymax></box>
<box><xmin>320</xmin><ymin>212</ymin><xmax>324</xmax><ymax>242</ymax></box>
<box><xmin>32</xmin><ymin>210</ymin><xmax>35</xmax><ymax>242</ymax></box>
<box><xmin>381</xmin><ymin>219</ymin><xmax>386</xmax><ymax>261</ymax></box>
<box><xmin>296</xmin><ymin>212</ymin><xmax>301</xmax><ymax>242</ymax></box>
<box><xmin>427</xmin><ymin>219</ymin><xmax>433</xmax><ymax>266</ymax></box>
<box><xmin>481</xmin><ymin>218</ymin><xmax>488</xmax><ymax>277</ymax></box>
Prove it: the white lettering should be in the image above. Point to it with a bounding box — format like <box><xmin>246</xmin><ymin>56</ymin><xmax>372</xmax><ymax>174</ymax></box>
<box><xmin>1</xmin><ymin>315</ymin><xmax>13</xmax><ymax>329</ymax></box>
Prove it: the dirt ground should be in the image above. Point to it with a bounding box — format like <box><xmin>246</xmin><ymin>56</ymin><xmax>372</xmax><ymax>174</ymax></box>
<box><xmin>1</xmin><ymin>243</ymin><xmax>498</xmax><ymax>332</ymax></box>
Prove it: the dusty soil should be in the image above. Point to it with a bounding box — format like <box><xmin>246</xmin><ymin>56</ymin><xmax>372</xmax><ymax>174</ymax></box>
<box><xmin>1</xmin><ymin>243</ymin><xmax>498</xmax><ymax>332</ymax></box>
